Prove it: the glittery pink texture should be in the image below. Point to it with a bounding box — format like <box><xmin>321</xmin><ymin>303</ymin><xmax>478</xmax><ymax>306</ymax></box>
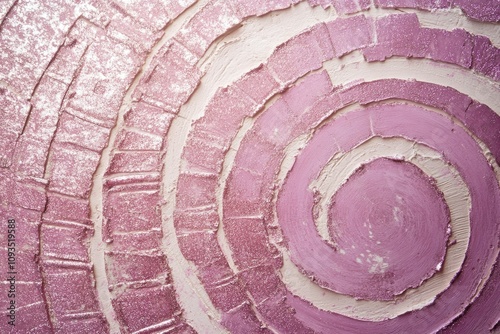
<box><xmin>106</xmin><ymin>252</ymin><xmax>168</xmax><ymax>283</ymax></box>
<box><xmin>224</xmin><ymin>217</ymin><xmax>274</xmax><ymax>269</ymax></box>
<box><xmin>464</xmin><ymin>102</ymin><xmax>500</xmax><ymax>162</ymax></box>
<box><xmin>276</xmin><ymin>103</ymin><xmax>499</xmax><ymax>333</ymax></box>
<box><xmin>222</xmin><ymin>303</ymin><xmax>271</xmax><ymax>334</ymax></box>
<box><xmin>282</xmin><ymin>71</ymin><xmax>333</xmax><ymax>116</ymax></box>
<box><xmin>235</xmin><ymin>65</ymin><xmax>281</xmax><ymax>106</ymax></box>
<box><xmin>177</xmin><ymin>231</ymin><xmax>225</xmax><ymax>266</ymax></box>
<box><xmin>47</xmin><ymin>144</ymin><xmax>100</xmax><ymax>198</ymax></box>
<box><xmin>453</xmin><ymin>0</ymin><xmax>500</xmax><ymax>22</ymax></box>
<box><xmin>224</xmin><ymin>167</ymin><xmax>267</xmax><ymax>217</ymax></box>
<box><xmin>363</xmin><ymin>14</ymin><xmax>478</xmax><ymax>69</ymax></box>
<box><xmin>41</xmin><ymin>224</ymin><xmax>91</xmax><ymax>262</ymax></box>
<box><xmin>182</xmin><ymin>136</ymin><xmax>226</xmax><ymax>173</ymax></box>
<box><xmin>472</xmin><ymin>34</ymin><xmax>500</xmax><ymax>80</ymax></box>
<box><xmin>111</xmin><ymin>0</ymin><xmax>171</xmax><ymax>31</ymax></box>
<box><xmin>0</xmin><ymin>89</ymin><xmax>30</xmax><ymax>167</ymax></box>
<box><xmin>104</xmin><ymin>191</ymin><xmax>161</xmax><ymax>233</ymax></box>
<box><xmin>0</xmin><ymin>1</ymin><xmax>79</xmax><ymax>95</ymax></box>
<box><xmin>138</xmin><ymin>51</ymin><xmax>201</xmax><ymax>112</ymax></box>
<box><xmin>267</xmin><ymin>25</ymin><xmax>332</xmax><ymax>84</ymax></box>
<box><xmin>205</xmin><ymin>279</ymin><xmax>248</xmax><ymax>313</ymax></box>
<box><xmin>192</xmin><ymin>86</ymin><xmax>257</xmax><ymax>149</ymax></box>
<box><xmin>116</xmin><ymin>129</ymin><xmax>163</xmax><ymax>151</ymax></box>
<box><xmin>110</xmin><ymin>231</ymin><xmax>164</xmax><ymax>253</ymax></box>
<box><xmin>164</xmin><ymin>0</ymin><xmax>197</xmax><ymax>20</ymax></box>
<box><xmin>176</xmin><ymin>173</ymin><xmax>218</xmax><ymax>209</ymax></box>
<box><xmin>308</xmin><ymin>0</ymin><xmax>360</xmax><ymax>14</ymax></box>
<box><xmin>375</xmin><ymin>0</ymin><xmax>451</xmax><ymax>11</ymax></box>
<box><xmin>1</xmin><ymin>1</ymin><xmax>499</xmax><ymax>332</ymax></box>
<box><xmin>55</xmin><ymin>112</ymin><xmax>110</xmax><ymax>153</ymax></box>
<box><xmin>175</xmin><ymin>1</ymin><xmax>240</xmax><ymax>57</ymax></box>
<box><xmin>236</xmin><ymin>0</ymin><xmax>298</xmax><ymax>18</ymax></box>
<box><xmin>327</xmin><ymin>15</ymin><xmax>374</xmax><ymax>57</ymax></box>
<box><xmin>233</xmin><ymin>135</ymin><xmax>278</xmax><ymax>173</ymax></box>
<box><xmin>328</xmin><ymin>158</ymin><xmax>450</xmax><ymax>299</ymax></box>
<box><xmin>112</xmin><ymin>286</ymin><xmax>180</xmax><ymax>332</ymax></box>
<box><xmin>44</xmin><ymin>193</ymin><xmax>91</xmax><ymax>225</ymax></box>
<box><xmin>108</xmin><ymin>151</ymin><xmax>161</xmax><ymax>173</ymax></box>
<box><xmin>64</xmin><ymin>39</ymin><xmax>140</xmax><ymax>127</ymax></box>
<box><xmin>0</xmin><ymin>281</ymin><xmax>51</xmax><ymax>332</ymax></box>
<box><xmin>363</xmin><ymin>13</ymin><xmax>422</xmax><ymax>60</ymax></box>
<box><xmin>174</xmin><ymin>207</ymin><xmax>220</xmax><ymax>231</ymax></box>
<box><xmin>124</xmin><ymin>102</ymin><xmax>174</xmax><ymax>136</ymax></box>
<box><xmin>44</xmin><ymin>269</ymin><xmax>102</xmax><ymax>316</ymax></box>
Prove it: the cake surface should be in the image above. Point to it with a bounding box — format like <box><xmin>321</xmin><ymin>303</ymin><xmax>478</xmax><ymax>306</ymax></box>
<box><xmin>0</xmin><ymin>0</ymin><xmax>499</xmax><ymax>333</ymax></box>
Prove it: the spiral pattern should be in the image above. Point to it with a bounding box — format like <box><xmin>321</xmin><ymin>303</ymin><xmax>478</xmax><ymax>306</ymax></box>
<box><xmin>0</xmin><ymin>0</ymin><xmax>499</xmax><ymax>333</ymax></box>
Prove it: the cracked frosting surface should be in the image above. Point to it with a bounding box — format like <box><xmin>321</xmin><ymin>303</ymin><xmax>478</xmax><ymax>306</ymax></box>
<box><xmin>0</xmin><ymin>0</ymin><xmax>499</xmax><ymax>333</ymax></box>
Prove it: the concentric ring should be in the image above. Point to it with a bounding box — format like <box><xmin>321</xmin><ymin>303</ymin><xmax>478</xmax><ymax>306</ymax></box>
<box><xmin>1</xmin><ymin>1</ymin><xmax>499</xmax><ymax>333</ymax></box>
